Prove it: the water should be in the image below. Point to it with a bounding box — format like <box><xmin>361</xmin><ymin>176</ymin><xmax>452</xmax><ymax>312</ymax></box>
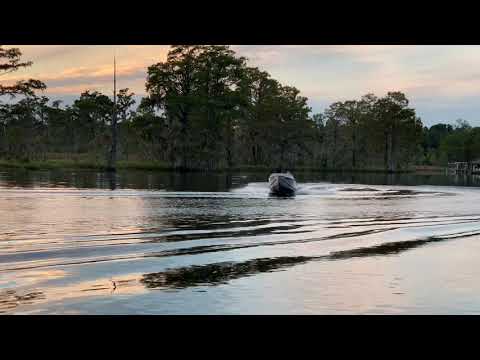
<box><xmin>1</xmin><ymin>168</ymin><xmax>480</xmax><ymax>314</ymax></box>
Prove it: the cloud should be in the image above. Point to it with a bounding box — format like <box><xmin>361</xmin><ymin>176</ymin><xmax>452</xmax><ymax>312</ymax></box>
<box><xmin>3</xmin><ymin>45</ymin><xmax>170</xmax><ymax>96</ymax></box>
<box><xmin>4</xmin><ymin>45</ymin><xmax>480</xmax><ymax>125</ymax></box>
<box><xmin>234</xmin><ymin>46</ymin><xmax>480</xmax><ymax>98</ymax></box>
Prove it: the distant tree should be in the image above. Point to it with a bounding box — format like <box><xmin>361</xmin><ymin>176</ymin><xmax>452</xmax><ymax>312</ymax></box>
<box><xmin>373</xmin><ymin>92</ymin><xmax>418</xmax><ymax>172</ymax></box>
<box><xmin>194</xmin><ymin>45</ymin><xmax>246</xmax><ymax>169</ymax></box>
<box><xmin>146</xmin><ymin>46</ymin><xmax>203</xmax><ymax>169</ymax></box>
<box><xmin>269</xmin><ymin>85</ymin><xmax>313</xmax><ymax>168</ymax></box>
<box><xmin>71</xmin><ymin>90</ymin><xmax>113</xmax><ymax>156</ymax></box>
<box><xmin>323</xmin><ymin>102</ymin><xmax>347</xmax><ymax>169</ymax></box>
<box><xmin>0</xmin><ymin>46</ymin><xmax>45</xmax><ymax>97</ymax></box>
<box><xmin>116</xmin><ymin>88</ymin><xmax>135</xmax><ymax>123</ymax></box>
<box><xmin>421</xmin><ymin>123</ymin><xmax>454</xmax><ymax>165</ymax></box>
<box><xmin>426</xmin><ymin>123</ymin><xmax>454</xmax><ymax>149</ymax></box>
<box><xmin>454</xmin><ymin>118</ymin><xmax>471</xmax><ymax>130</ymax></box>
<box><xmin>127</xmin><ymin>98</ymin><xmax>168</xmax><ymax>161</ymax></box>
<box><xmin>440</xmin><ymin>123</ymin><xmax>480</xmax><ymax>163</ymax></box>
<box><xmin>311</xmin><ymin>113</ymin><xmax>326</xmax><ymax>167</ymax></box>
<box><xmin>0</xmin><ymin>95</ymin><xmax>49</xmax><ymax>160</ymax></box>
<box><xmin>146</xmin><ymin>45</ymin><xmax>247</xmax><ymax>170</ymax></box>
<box><xmin>236</xmin><ymin>67</ymin><xmax>281</xmax><ymax>166</ymax></box>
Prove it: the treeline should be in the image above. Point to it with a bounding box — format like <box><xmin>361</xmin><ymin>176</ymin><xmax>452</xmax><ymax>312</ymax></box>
<box><xmin>421</xmin><ymin>120</ymin><xmax>480</xmax><ymax>165</ymax></box>
<box><xmin>0</xmin><ymin>45</ymin><xmax>473</xmax><ymax>172</ymax></box>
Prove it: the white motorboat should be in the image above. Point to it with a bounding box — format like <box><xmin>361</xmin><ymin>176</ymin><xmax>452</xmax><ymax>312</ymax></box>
<box><xmin>268</xmin><ymin>172</ymin><xmax>297</xmax><ymax>196</ymax></box>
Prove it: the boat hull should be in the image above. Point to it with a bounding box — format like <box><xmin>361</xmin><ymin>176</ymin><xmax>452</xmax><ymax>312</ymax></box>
<box><xmin>268</xmin><ymin>173</ymin><xmax>297</xmax><ymax>196</ymax></box>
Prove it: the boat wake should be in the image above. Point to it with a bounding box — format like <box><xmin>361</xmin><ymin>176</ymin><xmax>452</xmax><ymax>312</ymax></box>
<box><xmin>0</xmin><ymin>181</ymin><xmax>476</xmax><ymax>314</ymax></box>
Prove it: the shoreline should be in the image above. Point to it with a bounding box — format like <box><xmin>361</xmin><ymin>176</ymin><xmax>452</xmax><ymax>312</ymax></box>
<box><xmin>0</xmin><ymin>159</ymin><xmax>447</xmax><ymax>174</ymax></box>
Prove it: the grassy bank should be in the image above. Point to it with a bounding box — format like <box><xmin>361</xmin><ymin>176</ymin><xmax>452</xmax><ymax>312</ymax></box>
<box><xmin>0</xmin><ymin>158</ymin><xmax>445</xmax><ymax>174</ymax></box>
<box><xmin>0</xmin><ymin>159</ymin><xmax>170</xmax><ymax>171</ymax></box>
<box><xmin>0</xmin><ymin>159</ymin><xmax>103</xmax><ymax>170</ymax></box>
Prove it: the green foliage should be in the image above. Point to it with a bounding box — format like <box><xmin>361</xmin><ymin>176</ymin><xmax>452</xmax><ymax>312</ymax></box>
<box><xmin>315</xmin><ymin>92</ymin><xmax>421</xmax><ymax>171</ymax></box>
<box><xmin>439</xmin><ymin>121</ymin><xmax>480</xmax><ymax>163</ymax></box>
<box><xmin>0</xmin><ymin>46</ymin><xmax>46</xmax><ymax>97</ymax></box>
<box><xmin>145</xmin><ymin>45</ymin><xmax>248</xmax><ymax>169</ymax></box>
<box><xmin>1</xmin><ymin>45</ymin><xmax>460</xmax><ymax>173</ymax></box>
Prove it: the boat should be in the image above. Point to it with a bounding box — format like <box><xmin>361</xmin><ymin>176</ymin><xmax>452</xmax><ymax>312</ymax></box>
<box><xmin>268</xmin><ymin>172</ymin><xmax>297</xmax><ymax>196</ymax></box>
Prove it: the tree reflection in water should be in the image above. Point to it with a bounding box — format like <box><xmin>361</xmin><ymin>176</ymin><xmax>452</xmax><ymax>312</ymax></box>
<box><xmin>141</xmin><ymin>256</ymin><xmax>313</xmax><ymax>289</ymax></box>
<box><xmin>0</xmin><ymin>231</ymin><xmax>467</xmax><ymax>312</ymax></box>
<box><xmin>0</xmin><ymin>290</ymin><xmax>45</xmax><ymax>313</ymax></box>
<box><xmin>140</xmin><ymin>233</ymin><xmax>460</xmax><ymax>290</ymax></box>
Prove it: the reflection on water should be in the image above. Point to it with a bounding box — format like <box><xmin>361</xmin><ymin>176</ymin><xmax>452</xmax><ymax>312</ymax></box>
<box><xmin>0</xmin><ymin>290</ymin><xmax>45</xmax><ymax>313</ymax></box>
<box><xmin>3</xmin><ymin>168</ymin><xmax>480</xmax><ymax>190</ymax></box>
<box><xmin>141</xmin><ymin>256</ymin><xmax>313</xmax><ymax>289</ymax></box>
<box><xmin>2</xmin><ymin>168</ymin><xmax>480</xmax><ymax>314</ymax></box>
<box><xmin>0</xmin><ymin>228</ymin><xmax>471</xmax><ymax>313</ymax></box>
<box><xmin>0</xmin><ymin>168</ymin><xmax>240</xmax><ymax>191</ymax></box>
<box><xmin>141</xmin><ymin>229</ymin><xmax>463</xmax><ymax>290</ymax></box>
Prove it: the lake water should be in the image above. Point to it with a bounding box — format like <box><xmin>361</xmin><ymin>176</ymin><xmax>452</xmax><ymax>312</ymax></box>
<box><xmin>1</xmin><ymin>168</ymin><xmax>480</xmax><ymax>314</ymax></box>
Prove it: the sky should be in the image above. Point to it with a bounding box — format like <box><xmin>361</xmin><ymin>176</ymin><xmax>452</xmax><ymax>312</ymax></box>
<box><xmin>3</xmin><ymin>45</ymin><xmax>480</xmax><ymax>127</ymax></box>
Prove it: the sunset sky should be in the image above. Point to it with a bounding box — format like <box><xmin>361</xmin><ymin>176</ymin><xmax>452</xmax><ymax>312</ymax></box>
<box><xmin>4</xmin><ymin>45</ymin><xmax>480</xmax><ymax>127</ymax></box>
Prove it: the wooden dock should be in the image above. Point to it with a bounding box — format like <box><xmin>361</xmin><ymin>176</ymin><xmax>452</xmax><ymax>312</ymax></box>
<box><xmin>448</xmin><ymin>161</ymin><xmax>480</xmax><ymax>175</ymax></box>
